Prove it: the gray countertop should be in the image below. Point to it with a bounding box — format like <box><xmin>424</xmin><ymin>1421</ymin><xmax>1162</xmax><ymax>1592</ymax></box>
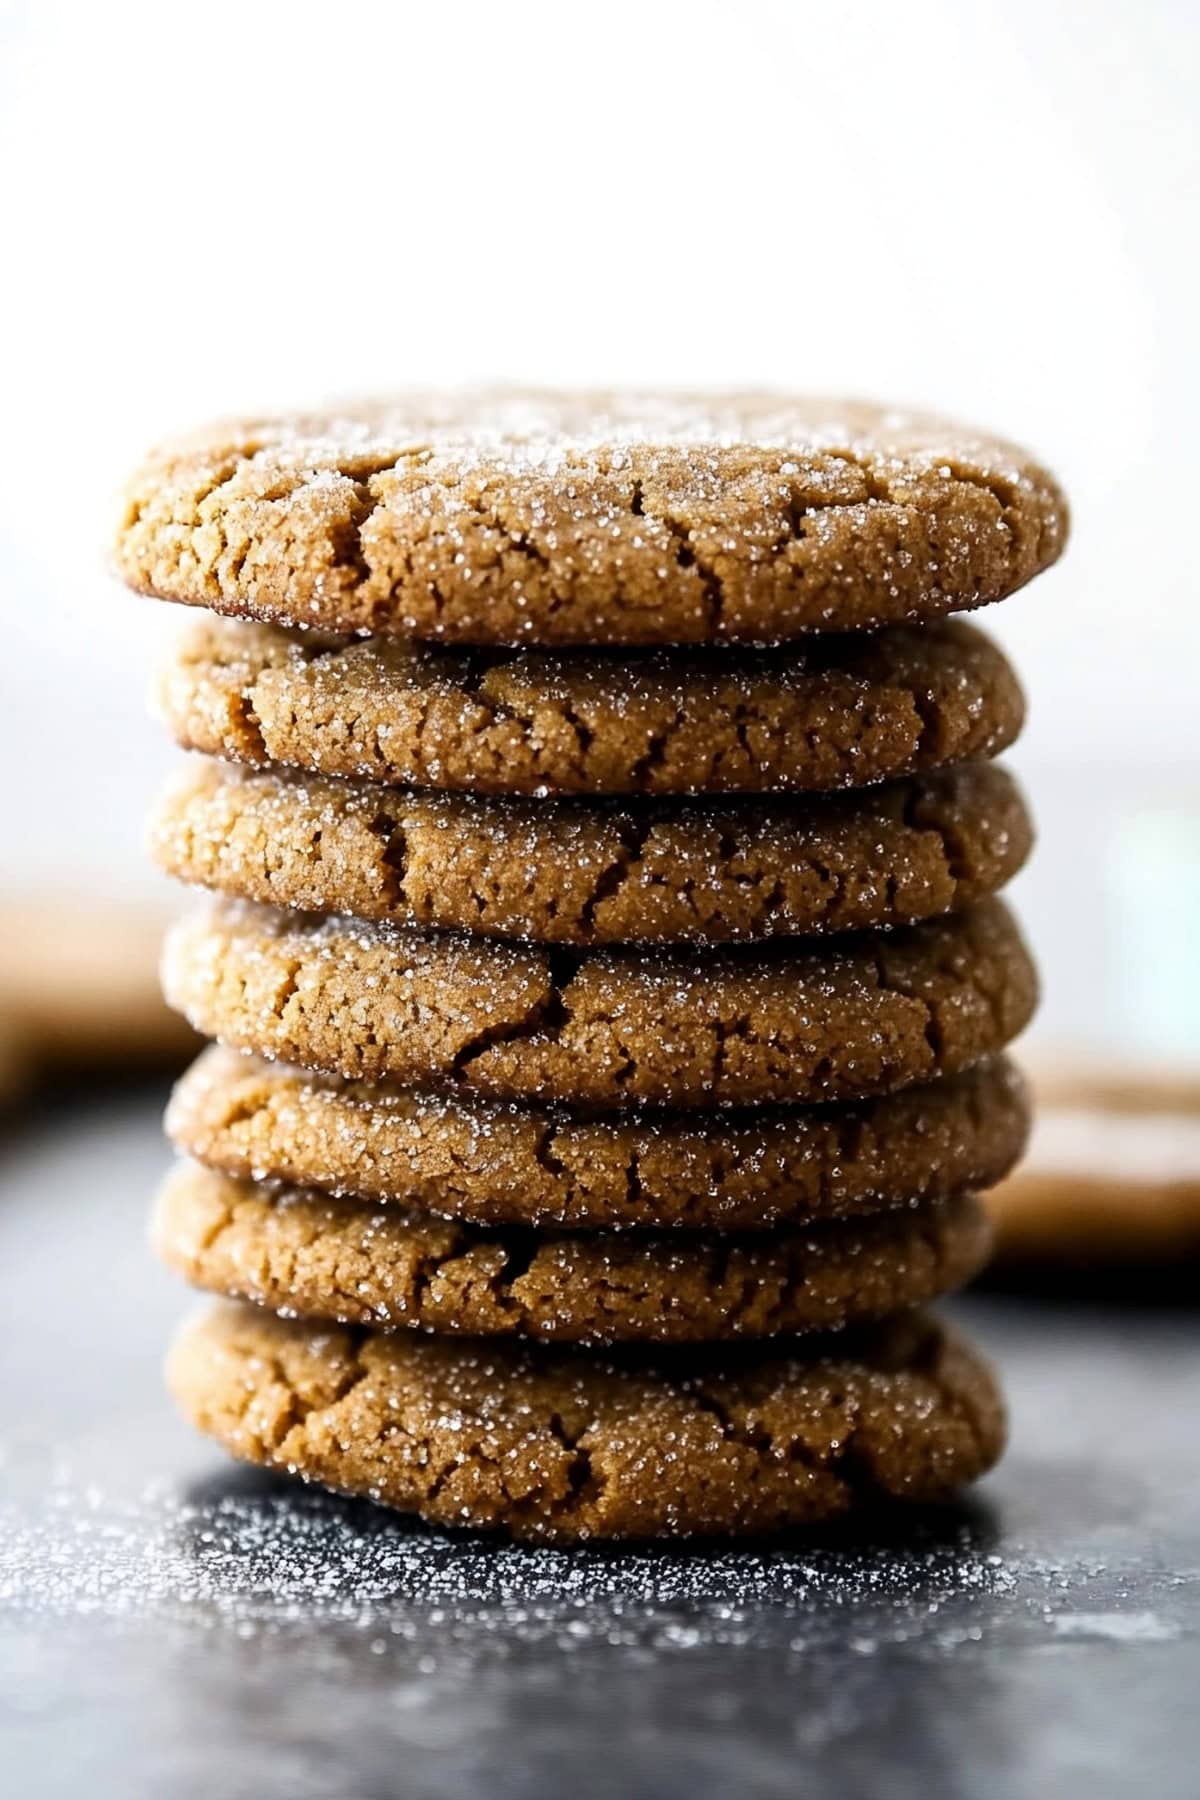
<box><xmin>2</xmin><ymin>1087</ymin><xmax>1197</xmax><ymax>1800</ymax></box>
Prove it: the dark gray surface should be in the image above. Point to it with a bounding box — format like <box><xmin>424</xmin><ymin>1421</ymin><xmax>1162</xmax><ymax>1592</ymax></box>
<box><xmin>2</xmin><ymin>1088</ymin><xmax>1198</xmax><ymax>1800</ymax></box>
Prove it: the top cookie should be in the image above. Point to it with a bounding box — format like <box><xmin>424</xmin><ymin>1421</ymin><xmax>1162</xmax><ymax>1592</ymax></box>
<box><xmin>116</xmin><ymin>392</ymin><xmax>1067</xmax><ymax>646</ymax></box>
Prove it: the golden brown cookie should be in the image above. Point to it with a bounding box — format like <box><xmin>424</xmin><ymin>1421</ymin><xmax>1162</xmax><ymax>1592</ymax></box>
<box><xmin>167</xmin><ymin>1301</ymin><xmax>1007</xmax><ymax>1540</ymax></box>
<box><xmin>116</xmin><ymin>392</ymin><xmax>1067</xmax><ymax>646</ymax></box>
<box><xmin>150</xmin><ymin>759</ymin><xmax>1031</xmax><ymax>947</ymax></box>
<box><xmin>169</xmin><ymin>1047</ymin><xmax>1029</xmax><ymax>1231</ymax></box>
<box><xmin>0</xmin><ymin>899</ymin><xmax>198</xmax><ymax>1080</ymax></box>
<box><xmin>157</xmin><ymin>616</ymin><xmax>1025</xmax><ymax>797</ymax></box>
<box><xmin>986</xmin><ymin>1067</ymin><xmax>1200</xmax><ymax>1261</ymax></box>
<box><xmin>153</xmin><ymin>1164</ymin><xmax>990</xmax><ymax>1344</ymax></box>
<box><xmin>162</xmin><ymin>897</ymin><xmax>1037</xmax><ymax>1109</ymax></box>
<box><xmin>0</xmin><ymin>1020</ymin><xmax>29</xmax><ymax>1110</ymax></box>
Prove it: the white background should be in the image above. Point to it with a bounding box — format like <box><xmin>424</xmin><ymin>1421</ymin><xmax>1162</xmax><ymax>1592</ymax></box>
<box><xmin>0</xmin><ymin>0</ymin><xmax>1196</xmax><ymax>1056</ymax></box>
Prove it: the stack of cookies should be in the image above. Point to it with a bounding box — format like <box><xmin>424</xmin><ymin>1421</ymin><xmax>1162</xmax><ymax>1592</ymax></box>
<box><xmin>117</xmin><ymin>394</ymin><xmax>1066</xmax><ymax>1542</ymax></box>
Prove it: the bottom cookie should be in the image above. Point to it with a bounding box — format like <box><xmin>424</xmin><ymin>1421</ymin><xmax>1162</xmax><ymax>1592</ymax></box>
<box><xmin>167</xmin><ymin>1301</ymin><xmax>1006</xmax><ymax>1542</ymax></box>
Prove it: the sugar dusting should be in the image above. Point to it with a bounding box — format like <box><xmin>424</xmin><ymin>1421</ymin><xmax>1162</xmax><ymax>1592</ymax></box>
<box><xmin>4</xmin><ymin>1465</ymin><xmax>1190</xmax><ymax>1672</ymax></box>
<box><xmin>1048</xmin><ymin>1611</ymin><xmax>1182</xmax><ymax>1644</ymax></box>
<box><xmin>3</xmin><ymin>1468</ymin><xmax>1019</xmax><ymax>1660</ymax></box>
<box><xmin>229</xmin><ymin>391</ymin><xmax>1035</xmax><ymax>475</ymax></box>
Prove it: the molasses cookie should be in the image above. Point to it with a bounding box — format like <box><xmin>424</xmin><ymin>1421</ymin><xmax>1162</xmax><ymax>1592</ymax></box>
<box><xmin>169</xmin><ymin>1046</ymin><xmax>1029</xmax><ymax>1231</ymax></box>
<box><xmin>150</xmin><ymin>760</ymin><xmax>1031</xmax><ymax>946</ymax></box>
<box><xmin>167</xmin><ymin>1300</ymin><xmax>1007</xmax><ymax>1540</ymax></box>
<box><xmin>161</xmin><ymin>897</ymin><xmax>1037</xmax><ymax>1108</ymax></box>
<box><xmin>0</xmin><ymin>899</ymin><xmax>198</xmax><ymax>1078</ymax></box>
<box><xmin>987</xmin><ymin>1067</ymin><xmax>1200</xmax><ymax>1261</ymax></box>
<box><xmin>158</xmin><ymin>616</ymin><xmax>1025</xmax><ymax>797</ymax></box>
<box><xmin>117</xmin><ymin>391</ymin><xmax>1067</xmax><ymax>645</ymax></box>
<box><xmin>153</xmin><ymin>1164</ymin><xmax>990</xmax><ymax>1343</ymax></box>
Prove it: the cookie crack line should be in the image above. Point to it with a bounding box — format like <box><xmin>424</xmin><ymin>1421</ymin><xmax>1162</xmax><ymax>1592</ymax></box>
<box><xmin>653</xmin><ymin>500</ymin><xmax>726</xmax><ymax>634</ymax></box>
<box><xmin>259</xmin><ymin>1332</ymin><xmax>568</xmax><ymax>1523</ymax></box>
<box><xmin>446</xmin><ymin>979</ymin><xmax>570</xmax><ymax>1085</ymax></box>
<box><xmin>575</xmin><ymin>815</ymin><xmax>656</xmax><ymax>938</ymax></box>
<box><xmin>681</xmin><ymin>1378</ymin><xmax>865</xmax><ymax>1482</ymax></box>
<box><xmin>266</xmin><ymin>1349</ymin><xmax>375</xmax><ymax>1457</ymax></box>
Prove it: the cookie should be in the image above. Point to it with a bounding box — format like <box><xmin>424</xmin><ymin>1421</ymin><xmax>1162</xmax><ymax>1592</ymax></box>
<box><xmin>167</xmin><ymin>1301</ymin><xmax>1007</xmax><ymax>1540</ymax></box>
<box><xmin>150</xmin><ymin>760</ymin><xmax>1031</xmax><ymax>947</ymax></box>
<box><xmin>162</xmin><ymin>897</ymin><xmax>1036</xmax><ymax>1109</ymax></box>
<box><xmin>986</xmin><ymin>1068</ymin><xmax>1200</xmax><ymax>1261</ymax></box>
<box><xmin>0</xmin><ymin>1020</ymin><xmax>29</xmax><ymax>1110</ymax></box>
<box><xmin>0</xmin><ymin>898</ymin><xmax>198</xmax><ymax>1079</ymax></box>
<box><xmin>154</xmin><ymin>1164</ymin><xmax>990</xmax><ymax>1344</ymax></box>
<box><xmin>169</xmin><ymin>1046</ymin><xmax>1029</xmax><ymax>1231</ymax></box>
<box><xmin>116</xmin><ymin>391</ymin><xmax>1067</xmax><ymax>646</ymax></box>
<box><xmin>157</xmin><ymin>616</ymin><xmax>1025</xmax><ymax>797</ymax></box>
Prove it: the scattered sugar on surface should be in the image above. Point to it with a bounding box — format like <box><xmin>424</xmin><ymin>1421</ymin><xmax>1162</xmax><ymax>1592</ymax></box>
<box><xmin>1047</xmin><ymin>1611</ymin><xmax>1182</xmax><ymax>1644</ymax></box>
<box><xmin>3</xmin><ymin>1470</ymin><xmax>1023</xmax><ymax>1665</ymax></box>
<box><xmin>6</xmin><ymin>1465</ymin><xmax>1190</xmax><ymax>1675</ymax></box>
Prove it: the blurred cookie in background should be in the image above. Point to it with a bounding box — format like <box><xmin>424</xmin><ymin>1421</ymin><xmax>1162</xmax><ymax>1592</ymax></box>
<box><xmin>986</xmin><ymin>1059</ymin><xmax>1200</xmax><ymax>1268</ymax></box>
<box><xmin>0</xmin><ymin>899</ymin><xmax>199</xmax><ymax>1104</ymax></box>
<box><xmin>0</xmin><ymin>1018</ymin><xmax>31</xmax><ymax>1110</ymax></box>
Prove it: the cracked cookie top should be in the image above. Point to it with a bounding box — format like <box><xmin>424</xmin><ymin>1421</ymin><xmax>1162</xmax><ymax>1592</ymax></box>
<box><xmin>117</xmin><ymin>391</ymin><xmax>1068</xmax><ymax>645</ymax></box>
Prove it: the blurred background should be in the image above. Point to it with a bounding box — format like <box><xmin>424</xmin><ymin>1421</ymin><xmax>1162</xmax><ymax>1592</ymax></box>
<box><xmin>0</xmin><ymin>0</ymin><xmax>1196</xmax><ymax>1072</ymax></box>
